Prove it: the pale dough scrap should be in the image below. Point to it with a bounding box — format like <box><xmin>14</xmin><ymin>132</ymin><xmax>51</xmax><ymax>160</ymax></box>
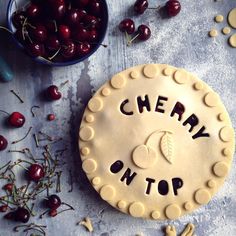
<box><xmin>228</xmin><ymin>8</ymin><xmax>236</xmax><ymax>29</ymax></box>
<box><xmin>209</xmin><ymin>29</ymin><xmax>218</xmax><ymax>37</ymax></box>
<box><xmin>79</xmin><ymin>217</ymin><xmax>93</xmax><ymax>232</ymax></box>
<box><xmin>165</xmin><ymin>225</ymin><xmax>176</xmax><ymax>236</ymax></box>
<box><xmin>222</xmin><ymin>27</ymin><xmax>231</xmax><ymax>35</ymax></box>
<box><xmin>215</xmin><ymin>15</ymin><xmax>224</xmax><ymax>23</ymax></box>
<box><xmin>180</xmin><ymin>223</ymin><xmax>195</xmax><ymax>236</ymax></box>
<box><xmin>229</xmin><ymin>34</ymin><xmax>236</xmax><ymax>48</ymax></box>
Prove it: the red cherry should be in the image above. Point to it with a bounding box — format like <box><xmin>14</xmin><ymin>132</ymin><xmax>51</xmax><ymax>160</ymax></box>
<box><xmin>46</xmin><ymin>35</ymin><xmax>60</xmax><ymax>51</ymax></box>
<box><xmin>3</xmin><ymin>183</ymin><xmax>14</xmax><ymax>192</ymax></box>
<box><xmin>88</xmin><ymin>0</ymin><xmax>101</xmax><ymax>16</ymax></box>
<box><xmin>0</xmin><ymin>135</ymin><xmax>8</xmax><ymax>151</ymax></box>
<box><xmin>12</xmin><ymin>11</ymin><xmax>26</xmax><ymax>29</ymax></box>
<box><xmin>119</xmin><ymin>19</ymin><xmax>135</xmax><ymax>35</ymax></box>
<box><xmin>134</xmin><ymin>0</ymin><xmax>148</xmax><ymax>14</ymax></box>
<box><xmin>29</xmin><ymin>24</ymin><xmax>48</xmax><ymax>43</ymax></box>
<box><xmin>0</xmin><ymin>205</ymin><xmax>8</xmax><ymax>213</ymax></box>
<box><xmin>47</xmin><ymin>114</ymin><xmax>55</xmax><ymax>121</ymax></box>
<box><xmin>15</xmin><ymin>207</ymin><xmax>30</xmax><ymax>223</ymax></box>
<box><xmin>88</xmin><ymin>30</ymin><xmax>98</xmax><ymax>41</ymax></box>
<box><xmin>165</xmin><ymin>0</ymin><xmax>181</xmax><ymax>17</ymax></box>
<box><xmin>83</xmin><ymin>15</ymin><xmax>100</xmax><ymax>29</ymax></box>
<box><xmin>48</xmin><ymin>1</ymin><xmax>66</xmax><ymax>20</ymax></box>
<box><xmin>74</xmin><ymin>0</ymin><xmax>89</xmax><ymax>8</ymax></box>
<box><xmin>61</xmin><ymin>41</ymin><xmax>76</xmax><ymax>58</ymax></box>
<box><xmin>26</xmin><ymin>4</ymin><xmax>41</xmax><ymax>19</ymax></box>
<box><xmin>58</xmin><ymin>25</ymin><xmax>71</xmax><ymax>41</ymax></box>
<box><xmin>44</xmin><ymin>20</ymin><xmax>57</xmax><ymax>33</ymax></box>
<box><xmin>47</xmin><ymin>85</ymin><xmax>62</xmax><ymax>100</ymax></box>
<box><xmin>28</xmin><ymin>163</ymin><xmax>45</xmax><ymax>182</ymax></box>
<box><xmin>46</xmin><ymin>194</ymin><xmax>61</xmax><ymax>209</ymax></box>
<box><xmin>73</xmin><ymin>27</ymin><xmax>88</xmax><ymax>42</ymax></box>
<box><xmin>8</xmin><ymin>112</ymin><xmax>25</xmax><ymax>128</ymax></box>
<box><xmin>137</xmin><ymin>24</ymin><xmax>151</xmax><ymax>40</ymax></box>
<box><xmin>26</xmin><ymin>42</ymin><xmax>45</xmax><ymax>57</ymax></box>
<box><xmin>77</xmin><ymin>42</ymin><xmax>91</xmax><ymax>56</ymax></box>
<box><xmin>66</xmin><ymin>9</ymin><xmax>85</xmax><ymax>26</ymax></box>
<box><xmin>49</xmin><ymin>209</ymin><xmax>57</xmax><ymax>217</ymax></box>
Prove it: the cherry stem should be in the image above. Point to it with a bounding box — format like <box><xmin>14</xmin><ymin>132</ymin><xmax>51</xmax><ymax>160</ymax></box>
<box><xmin>127</xmin><ymin>33</ymin><xmax>140</xmax><ymax>46</ymax></box>
<box><xmin>33</xmin><ymin>133</ymin><xmax>39</xmax><ymax>148</ymax></box>
<box><xmin>56</xmin><ymin>171</ymin><xmax>62</xmax><ymax>193</ymax></box>
<box><xmin>48</xmin><ymin>47</ymin><xmax>61</xmax><ymax>61</ymax></box>
<box><xmin>30</xmin><ymin>105</ymin><xmax>40</xmax><ymax>117</ymax></box>
<box><xmin>22</xmin><ymin>17</ymin><xmax>28</xmax><ymax>41</ymax></box>
<box><xmin>53</xmin><ymin>20</ymin><xmax>58</xmax><ymax>32</ymax></box>
<box><xmin>60</xmin><ymin>80</ymin><xmax>69</xmax><ymax>88</ymax></box>
<box><xmin>0</xmin><ymin>26</ymin><xmax>13</xmax><ymax>34</ymax></box>
<box><xmin>10</xmin><ymin>90</ymin><xmax>24</xmax><ymax>103</ymax></box>
<box><xmin>0</xmin><ymin>110</ymin><xmax>10</xmax><ymax>116</ymax></box>
<box><xmin>147</xmin><ymin>5</ymin><xmax>161</xmax><ymax>10</ymax></box>
<box><xmin>12</xmin><ymin>127</ymin><xmax>33</xmax><ymax>144</ymax></box>
<box><xmin>0</xmin><ymin>161</ymin><xmax>11</xmax><ymax>171</ymax></box>
<box><xmin>68</xmin><ymin>170</ymin><xmax>73</xmax><ymax>193</ymax></box>
<box><xmin>39</xmin><ymin>131</ymin><xmax>53</xmax><ymax>141</ymax></box>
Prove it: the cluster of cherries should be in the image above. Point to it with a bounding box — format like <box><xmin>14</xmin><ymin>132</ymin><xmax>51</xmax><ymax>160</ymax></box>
<box><xmin>12</xmin><ymin>0</ymin><xmax>106</xmax><ymax>62</ymax></box>
<box><xmin>119</xmin><ymin>0</ymin><xmax>181</xmax><ymax>45</ymax></box>
<box><xmin>0</xmin><ymin>83</ymin><xmax>63</xmax><ymax>151</ymax></box>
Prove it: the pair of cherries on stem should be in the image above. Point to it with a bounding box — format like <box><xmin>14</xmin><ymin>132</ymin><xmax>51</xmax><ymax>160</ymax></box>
<box><xmin>119</xmin><ymin>20</ymin><xmax>151</xmax><ymax>45</ymax></box>
<box><xmin>0</xmin><ymin>111</ymin><xmax>26</xmax><ymax>151</ymax></box>
<box><xmin>134</xmin><ymin>0</ymin><xmax>181</xmax><ymax>17</ymax></box>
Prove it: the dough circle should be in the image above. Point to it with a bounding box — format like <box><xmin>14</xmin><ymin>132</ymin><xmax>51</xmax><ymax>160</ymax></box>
<box><xmin>228</xmin><ymin>8</ymin><xmax>236</xmax><ymax>29</ymax></box>
<box><xmin>79</xmin><ymin>64</ymin><xmax>235</xmax><ymax>220</ymax></box>
<box><xmin>229</xmin><ymin>34</ymin><xmax>236</xmax><ymax>48</ymax></box>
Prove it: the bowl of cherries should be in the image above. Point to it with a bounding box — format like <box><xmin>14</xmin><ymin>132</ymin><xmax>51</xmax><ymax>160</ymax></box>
<box><xmin>7</xmin><ymin>0</ymin><xmax>108</xmax><ymax>66</ymax></box>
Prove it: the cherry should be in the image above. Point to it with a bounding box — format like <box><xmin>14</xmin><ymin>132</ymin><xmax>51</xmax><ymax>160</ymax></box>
<box><xmin>66</xmin><ymin>9</ymin><xmax>84</xmax><ymax>26</ymax></box>
<box><xmin>30</xmin><ymin>24</ymin><xmax>48</xmax><ymax>43</ymax></box>
<box><xmin>15</xmin><ymin>207</ymin><xmax>30</xmax><ymax>223</ymax></box>
<box><xmin>0</xmin><ymin>205</ymin><xmax>8</xmax><ymax>213</ymax></box>
<box><xmin>49</xmin><ymin>209</ymin><xmax>57</xmax><ymax>217</ymax></box>
<box><xmin>26</xmin><ymin>4</ymin><xmax>41</xmax><ymax>19</ymax></box>
<box><xmin>28</xmin><ymin>163</ymin><xmax>45</xmax><ymax>182</ymax></box>
<box><xmin>73</xmin><ymin>27</ymin><xmax>88</xmax><ymax>42</ymax></box>
<box><xmin>119</xmin><ymin>19</ymin><xmax>135</xmax><ymax>35</ymax></box>
<box><xmin>137</xmin><ymin>24</ymin><xmax>151</xmax><ymax>40</ymax></box>
<box><xmin>46</xmin><ymin>194</ymin><xmax>61</xmax><ymax>209</ymax></box>
<box><xmin>74</xmin><ymin>0</ymin><xmax>89</xmax><ymax>8</ymax></box>
<box><xmin>4</xmin><ymin>212</ymin><xmax>15</xmax><ymax>220</ymax></box>
<box><xmin>88</xmin><ymin>30</ymin><xmax>98</xmax><ymax>41</ymax></box>
<box><xmin>165</xmin><ymin>0</ymin><xmax>181</xmax><ymax>17</ymax></box>
<box><xmin>77</xmin><ymin>42</ymin><xmax>91</xmax><ymax>56</ymax></box>
<box><xmin>50</xmin><ymin>1</ymin><xmax>66</xmax><ymax>20</ymax></box>
<box><xmin>12</xmin><ymin>11</ymin><xmax>26</xmax><ymax>29</ymax></box>
<box><xmin>83</xmin><ymin>15</ymin><xmax>99</xmax><ymax>29</ymax></box>
<box><xmin>0</xmin><ymin>135</ymin><xmax>8</xmax><ymax>151</ymax></box>
<box><xmin>134</xmin><ymin>0</ymin><xmax>149</xmax><ymax>14</ymax></box>
<box><xmin>88</xmin><ymin>0</ymin><xmax>101</xmax><ymax>16</ymax></box>
<box><xmin>3</xmin><ymin>183</ymin><xmax>14</xmax><ymax>192</ymax></box>
<box><xmin>44</xmin><ymin>20</ymin><xmax>57</xmax><ymax>33</ymax></box>
<box><xmin>47</xmin><ymin>114</ymin><xmax>55</xmax><ymax>121</ymax></box>
<box><xmin>58</xmin><ymin>25</ymin><xmax>71</xmax><ymax>41</ymax></box>
<box><xmin>61</xmin><ymin>41</ymin><xmax>76</xmax><ymax>58</ymax></box>
<box><xmin>47</xmin><ymin>85</ymin><xmax>62</xmax><ymax>100</ymax></box>
<box><xmin>26</xmin><ymin>42</ymin><xmax>45</xmax><ymax>57</ymax></box>
<box><xmin>46</xmin><ymin>35</ymin><xmax>60</xmax><ymax>51</ymax></box>
<box><xmin>8</xmin><ymin>112</ymin><xmax>25</xmax><ymax>128</ymax></box>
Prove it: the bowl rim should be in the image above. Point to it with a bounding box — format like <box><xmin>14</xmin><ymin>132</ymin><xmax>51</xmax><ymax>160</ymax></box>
<box><xmin>6</xmin><ymin>0</ymin><xmax>109</xmax><ymax>67</ymax></box>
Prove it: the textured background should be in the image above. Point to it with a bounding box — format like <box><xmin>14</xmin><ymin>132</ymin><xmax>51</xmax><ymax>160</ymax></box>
<box><xmin>0</xmin><ymin>0</ymin><xmax>236</xmax><ymax>235</ymax></box>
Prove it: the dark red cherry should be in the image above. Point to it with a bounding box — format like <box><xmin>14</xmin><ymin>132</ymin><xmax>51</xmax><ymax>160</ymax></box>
<box><xmin>0</xmin><ymin>135</ymin><xmax>8</xmax><ymax>151</ymax></box>
<box><xmin>30</xmin><ymin>24</ymin><xmax>48</xmax><ymax>43</ymax></box>
<box><xmin>77</xmin><ymin>42</ymin><xmax>91</xmax><ymax>56</ymax></box>
<box><xmin>12</xmin><ymin>11</ymin><xmax>26</xmax><ymax>29</ymax></box>
<box><xmin>8</xmin><ymin>112</ymin><xmax>25</xmax><ymax>128</ymax></box>
<box><xmin>47</xmin><ymin>85</ymin><xmax>62</xmax><ymax>100</ymax></box>
<box><xmin>47</xmin><ymin>114</ymin><xmax>55</xmax><ymax>121</ymax></box>
<box><xmin>74</xmin><ymin>0</ymin><xmax>89</xmax><ymax>8</ymax></box>
<box><xmin>3</xmin><ymin>183</ymin><xmax>14</xmax><ymax>192</ymax></box>
<box><xmin>73</xmin><ymin>27</ymin><xmax>88</xmax><ymax>42</ymax></box>
<box><xmin>0</xmin><ymin>205</ymin><xmax>8</xmax><ymax>212</ymax></box>
<box><xmin>46</xmin><ymin>194</ymin><xmax>61</xmax><ymax>209</ymax></box>
<box><xmin>88</xmin><ymin>0</ymin><xmax>101</xmax><ymax>16</ymax></box>
<box><xmin>137</xmin><ymin>24</ymin><xmax>151</xmax><ymax>40</ymax></box>
<box><xmin>119</xmin><ymin>19</ymin><xmax>135</xmax><ymax>35</ymax></box>
<box><xmin>83</xmin><ymin>15</ymin><xmax>99</xmax><ymax>29</ymax></box>
<box><xmin>61</xmin><ymin>41</ymin><xmax>76</xmax><ymax>58</ymax></box>
<box><xmin>26</xmin><ymin>43</ymin><xmax>45</xmax><ymax>57</ymax></box>
<box><xmin>49</xmin><ymin>1</ymin><xmax>66</xmax><ymax>20</ymax></box>
<box><xmin>134</xmin><ymin>0</ymin><xmax>149</xmax><ymax>14</ymax></box>
<box><xmin>15</xmin><ymin>207</ymin><xmax>30</xmax><ymax>223</ymax></box>
<box><xmin>66</xmin><ymin>9</ymin><xmax>84</xmax><ymax>25</ymax></box>
<box><xmin>58</xmin><ymin>25</ymin><xmax>71</xmax><ymax>41</ymax></box>
<box><xmin>26</xmin><ymin>4</ymin><xmax>41</xmax><ymax>19</ymax></box>
<box><xmin>88</xmin><ymin>30</ymin><xmax>98</xmax><ymax>41</ymax></box>
<box><xmin>28</xmin><ymin>163</ymin><xmax>45</xmax><ymax>182</ymax></box>
<box><xmin>49</xmin><ymin>209</ymin><xmax>57</xmax><ymax>217</ymax></box>
<box><xmin>46</xmin><ymin>35</ymin><xmax>60</xmax><ymax>51</ymax></box>
<box><xmin>4</xmin><ymin>212</ymin><xmax>15</xmax><ymax>220</ymax></box>
<box><xmin>165</xmin><ymin>0</ymin><xmax>181</xmax><ymax>17</ymax></box>
<box><xmin>44</xmin><ymin>20</ymin><xmax>57</xmax><ymax>33</ymax></box>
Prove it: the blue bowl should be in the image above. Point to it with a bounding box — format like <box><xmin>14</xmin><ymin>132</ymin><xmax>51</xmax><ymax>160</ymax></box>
<box><xmin>7</xmin><ymin>0</ymin><xmax>108</xmax><ymax>66</ymax></box>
